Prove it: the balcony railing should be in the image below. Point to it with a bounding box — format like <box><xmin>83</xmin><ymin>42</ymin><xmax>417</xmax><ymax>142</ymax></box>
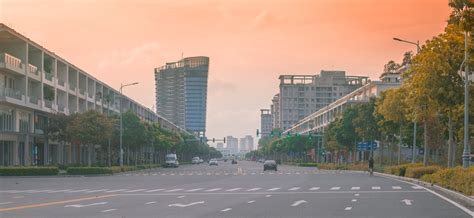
<box><xmin>69</xmin><ymin>84</ymin><xmax>76</xmax><ymax>91</ymax></box>
<box><xmin>1</xmin><ymin>53</ymin><xmax>23</xmax><ymax>69</ymax></box>
<box><xmin>79</xmin><ymin>89</ymin><xmax>85</xmax><ymax>95</ymax></box>
<box><xmin>58</xmin><ymin>104</ymin><xmax>65</xmax><ymax>112</ymax></box>
<box><xmin>44</xmin><ymin>73</ymin><xmax>53</xmax><ymax>81</ymax></box>
<box><xmin>29</xmin><ymin>95</ymin><xmax>39</xmax><ymax>104</ymax></box>
<box><xmin>44</xmin><ymin>99</ymin><xmax>53</xmax><ymax>108</ymax></box>
<box><xmin>0</xmin><ymin>87</ymin><xmax>23</xmax><ymax>100</ymax></box>
<box><xmin>58</xmin><ymin>79</ymin><xmax>65</xmax><ymax>86</ymax></box>
<box><xmin>28</xmin><ymin>64</ymin><xmax>39</xmax><ymax>76</ymax></box>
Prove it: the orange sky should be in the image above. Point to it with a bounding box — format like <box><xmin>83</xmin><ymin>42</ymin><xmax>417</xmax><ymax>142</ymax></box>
<box><xmin>0</xmin><ymin>0</ymin><xmax>452</xmax><ymax>142</ymax></box>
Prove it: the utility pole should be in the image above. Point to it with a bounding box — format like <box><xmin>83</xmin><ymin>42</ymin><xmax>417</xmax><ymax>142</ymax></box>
<box><xmin>119</xmin><ymin>82</ymin><xmax>139</xmax><ymax>171</ymax></box>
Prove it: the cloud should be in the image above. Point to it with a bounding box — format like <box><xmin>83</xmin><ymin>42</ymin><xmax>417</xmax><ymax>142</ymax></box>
<box><xmin>251</xmin><ymin>10</ymin><xmax>269</xmax><ymax>28</ymax></box>
<box><xmin>97</xmin><ymin>41</ymin><xmax>160</xmax><ymax>69</ymax></box>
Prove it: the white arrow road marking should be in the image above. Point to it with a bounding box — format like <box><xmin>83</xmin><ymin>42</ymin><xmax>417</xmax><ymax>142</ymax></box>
<box><xmin>105</xmin><ymin>189</ymin><xmax>127</xmax><ymax>193</ymax></box>
<box><xmin>65</xmin><ymin>202</ymin><xmax>107</xmax><ymax>208</ymax></box>
<box><xmin>221</xmin><ymin>208</ymin><xmax>232</xmax><ymax>212</ymax></box>
<box><xmin>145</xmin><ymin>189</ymin><xmax>165</xmax><ymax>193</ymax></box>
<box><xmin>392</xmin><ymin>186</ymin><xmax>402</xmax><ymax>190</ymax></box>
<box><xmin>246</xmin><ymin>188</ymin><xmax>261</xmax><ymax>192</ymax></box>
<box><xmin>352</xmin><ymin>199</ymin><xmax>357</xmax><ymax>202</ymax></box>
<box><xmin>226</xmin><ymin>188</ymin><xmax>242</xmax><ymax>192</ymax></box>
<box><xmin>0</xmin><ymin>202</ymin><xmax>13</xmax><ymax>205</ymax></box>
<box><xmin>351</xmin><ymin>187</ymin><xmax>360</xmax><ymax>190</ymax></box>
<box><xmin>309</xmin><ymin>187</ymin><xmax>320</xmax><ymax>191</ymax></box>
<box><xmin>205</xmin><ymin>188</ymin><xmax>222</xmax><ymax>192</ymax></box>
<box><xmin>268</xmin><ymin>187</ymin><xmax>281</xmax><ymax>191</ymax></box>
<box><xmin>291</xmin><ymin>200</ymin><xmax>307</xmax><ymax>207</ymax></box>
<box><xmin>168</xmin><ymin>201</ymin><xmax>205</xmax><ymax>207</ymax></box>
<box><xmin>185</xmin><ymin>188</ymin><xmax>203</xmax><ymax>192</ymax></box>
<box><xmin>125</xmin><ymin>189</ymin><xmax>146</xmax><ymax>193</ymax></box>
<box><xmin>247</xmin><ymin>200</ymin><xmax>255</xmax><ymax>204</ymax></box>
<box><xmin>330</xmin><ymin>187</ymin><xmax>340</xmax><ymax>190</ymax></box>
<box><xmin>371</xmin><ymin>186</ymin><xmax>381</xmax><ymax>190</ymax></box>
<box><xmin>145</xmin><ymin>201</ymin><xmax>157</xmax><ymax>205</ymax></box>
<box><xmin>166</xmin><ymin>189</ymin><xmax>184</xmax><ymax>192</ymax></box>
<box><xmin>101</xmin><ymin>209</ymin><xmax>116</xmax><ymax>213</ymax></box>
<box><xmin>345</xmin><ymin>207</ymin><xmax>352</xmax><ymax>211</ymax></box>
<box><xmin>401</xmin><ymin>199</ymin><xmax>413</xmax><ymax>205</ymax></box>
<box><xmin>289</xmin><ymin>187</ymin><xmax>300</xmax><ymax>191</ymax></box>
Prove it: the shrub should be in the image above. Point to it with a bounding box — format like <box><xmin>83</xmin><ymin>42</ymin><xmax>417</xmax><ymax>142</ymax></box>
<box><xmin>66</xmin><ymin>167</ymin><xmax>113</xmax><ymax>175</ymax></box>
<box><xmin>421</xmin><ymin>166</ymin><xmax>474</xmax><ymax>196</ymax></box>
<box><xmin>347</xmin><ymin>163</ymin><xmax>368</xmax><ymax>171</ymax></box>
<box><xmin>383</xmin><ymin>163</ymin><xmax>423</xmax><ymax>176</ymax></box>
<box><xmin>0</xmin><ymin>167</ymin><xmax>59</xmax><ymax>176</ymax></box>
<box><xmin>298</xmin><ymin>163</ymin><xmax>318</xmax><ymax>167</ymax></box>
<box><xmin>316</xmin><ymin>163</ymin><xmax>337</xmax><ymax>170</ymax></box>
<box><xmin>405</xmin><ymin>166</ymin><xmax>440</xmax><ymax>179</ymax></box>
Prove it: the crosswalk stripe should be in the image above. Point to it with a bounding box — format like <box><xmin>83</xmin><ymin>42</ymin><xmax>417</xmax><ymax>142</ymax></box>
<box><xmin>330</xmin><ymin>187</ymin><xmax>340</xmax><ymax>190</ymax></box>
<box><xmin>351</xmin><ymin>187</ymin><xmax>360</xmax><ymax>190</ymax></box>
<box><xmin>165</xmin><ymin>189</ymin><xmax>184</xmax><ymax>192</ymax></box>
<box><xmin>289</xmin><ymin>187</ymin><xmax>300</xmax><ymax>191</ymax></box>
<box><xmin>412</xmin><ymin>186</ymin><xmax>423</xmax><ymax>190</ymax></box>
<box><xmin>205</xmin><ymin>188</ymin><xmax>221</xmax><ymax>192</ymax></box>
<box><xmin>246</xmin><ymin>188</ymin><xmax>261</xmax><ymax>191</ymax></box>
<box><xmin>185</xmin><ymin>188</ymin><xmax>203</xmax><ymax>192</ymax></box>
<box><xmin>226</xmin><ymin>188</ymin><xmax>242</xmax><ymax>192</ymax></box>
<box><xmin>267</xmin><ymin>187</ymin><xmax>281</xmax><ymax>191</ymax></box>
<box><xmin>309</xmin><ymin>187</ymin><xmax>320</xmax><ymax>191</ymax></box>
<box><xmin>126</xmin><ymin>189</ymin><xmax>147</xmax><ymax>193</ymax></box>
<box><xmin>371</xmin><ymin>186</ymin><xmax>381</xmax><ymax>190</ymax></box>
<box><xmin>145</xmin><ymin>189</ymin><xmax>165</xmax><ymax>193</ymax></box>
<box><xmin>392</xmin><ymin>186</ymin><xmax>402</xmax><ymax>190</ymax></box>
<box><xmin>85</xmin><ymin>189</ymin><xmax>108</xmax><ymax>193</ymax></box>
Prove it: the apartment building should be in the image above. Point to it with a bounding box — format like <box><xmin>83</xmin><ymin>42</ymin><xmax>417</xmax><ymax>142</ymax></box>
<box><xmin>225</xmin><ymin>136</ymin><xmax>238</xmax><ymax>155</ymax></box>
<box><xmin>270</xmin><ymin>94</ymin><xmax>280</xmax><ymax>130</ymax></box>
<box><xmin>0</xmin><ymin>23</ymin><xmax>186</xmax><ymax>166</ymax></box>
<box><xmin>260</xmin><ymin>109</ymin><xmax>272</xmax><ymax>138</ymax></box>
<box><xmin>278</xmin><ymin>71</ymin><xmax>368</xmax><ymax>131</ymax></box>
<box><xmin>155</xmin><ymin>57</ymin><xmax>209</xmax><ymax>136</ymax></box>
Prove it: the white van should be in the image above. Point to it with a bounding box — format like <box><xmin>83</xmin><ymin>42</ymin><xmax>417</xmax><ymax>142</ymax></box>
<box><xmin>164</xmin><ymin>154</ymin><xmax>179</xmax><ymax>168</ymax></box>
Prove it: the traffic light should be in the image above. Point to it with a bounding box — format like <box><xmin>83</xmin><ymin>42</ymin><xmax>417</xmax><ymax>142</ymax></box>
<box><xmin>256</xmin><ymin>129</ymin><xmax>260</xmax><ymax>137</ymax></box>
<box><xmin>212</xmin><ymin>138</ymin><xmax>215</xmax><ymax>143</ymax></box>
<box><xmin>223</xmin><ymin>137</ymin><xmax>226</xmax><ymax>143</ymax></box>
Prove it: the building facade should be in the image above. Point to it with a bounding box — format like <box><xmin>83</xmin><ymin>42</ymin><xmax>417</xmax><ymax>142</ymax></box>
<box><xmin>225</xmin><ymin>136</ymin><xmax>238</xmax><ymax>155</ymax></box>
<box><xmin>0</xmin><ymin>23</ymin><xmax>187</xmax><ymax>166</ymax></box>
<box><xmin>216</xmin><ymin>142</ymin><xmax>224</xmax><ymax>149</ymax></box>
<box><xmin>155</xmin><ymin>57</ymin><xmax>209</xmax><ymax>136</ymax></box>
<box><xmin>260</xmin><ymin>109</ymin><xmax>272</xmax><ymax>138</ymax></box>
<box><xmin>270</xmin><ymin>94</ymin><xmax>280</xmax><ymax>130</ymax></box>
<box><xmin>278</xmin><ymin>71</ymin><xmax>368</xmax><ymax>131</ymax></box>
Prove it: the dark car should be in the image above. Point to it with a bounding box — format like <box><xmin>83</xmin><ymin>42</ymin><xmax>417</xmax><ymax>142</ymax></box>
<box><xmin>231</xmin><ymin>159</ymin><xmax>237</xmax><ymax>164</ymax></box>
<box><xmin>263</xmin><ymin>160</ymin><xmax>277</xmax><ymax>171</ymax></box>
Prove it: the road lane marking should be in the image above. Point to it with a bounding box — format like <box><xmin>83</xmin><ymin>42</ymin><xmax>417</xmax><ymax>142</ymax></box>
<box><xmin>289</xmin><ymin>187</ymin><xmax>300</xmax><ymax>191</ymax></box>
<box><xmin>401</xmin><ymin>199</ymin><xmax>412</xmax><ymax>205</ymax></box>
<box><xmin>0</xmin><ymin>194</ymin><xmax>116</xmax><ymax>212</ymax></box>
<box><xmin>105</xmin><ymin>189</ymin><xmax>127</xmax><ymax>193</ymax></box>
<box><xmin>101</xmin><ymin>209</ymin><xmax>116</xmax><ymax>212</ymax></box>
<box><xmin>330</xmin><ymin>187</ymin><xmax>340</xmax><ymax>190</ymax></box>
<box><xmin>354</xmin><ymin>194</ymin><xmax>360</xmax><ymax>196</ymax></box>
<box><xmin>345</xmin><ymin>207</ymin><xmax>352</xmax><ymax>211</ymax></box>
<box><xmin>247</xmin><ymin>200</ymin><xmax>255</xmax><ymax>204</ymax></box>
<box><xmin>0</xmin><ymin>202</ymin><xmax>13</xmax><ymax>205</ymax></box>
<box><xmin>226</xmin><ymin>188</ymin><xmax>242</xmax><ymax>192</ymax></box>
<box><xmin>145</xmin><ymin>189</ymin><xmax>165</xmax><ymax>193</ymax></box>
<box><xmin>177</xmin><ymin>195</ymin><xmax>185</xmax><ymax>198</ymax></box>
<box><xmin>371</xmin><ymin>186</ymin><xmax>381</xmax><ymax>190</ymax></box>
<box><xmin>185</xmin><ymin>188</ymin><xmax>203</xmax><ymax>192</ymax></box>
<box><xmin>265</xmin><ymin>195</ymin><xmax>272</xmax><ymax>197</ymax></box>
<box><xmin>267</xmin><ymin>188</ymin><xmax>281</xmax><ymax>191</ymax></box>
<box><xmin>47</xmin><ymin>189</ymin><xmax>71</xmax><ymax>193</ymax></box>
<box><xmin>125</xmin><ymin>189</ymin><xmax>146</xmax><ymax>193</ymax></box>
<box><xmin>352</xmin><ymin>199</ymin><xmax>357</xmax><ymax>202</ymax></box>
<box><xmin>145</xmin><ymin>201</ymin><xmax>157</xmax><ymax>205</ymax></box>
<box><xmin>85</xmin><ymin>189</ymin><xmax>108</xmax><ymax>193</ymax></box>
<box><xmin>221</xmin><ymin>208</ymin><xmax>232</xmax><ymax>212</ymax></box>
<box><xmin>246</xmin><ymin>188</ymin><xmax>261</xmax><ymax>192</ymax></box>
<box><xmin>205</xmin><ymin>188</ymin><xmax>222</xmax><ymax>192</ymax></box>
<box><xmin>66</xmin><ymin>189</ymin><xmax>90</xmax><ymax>193</ymax></box>
<box><xmin>392</xmin><ymin>186</ymin><xmax>402</xmax><ymax>190</ymax></box>
<box><xmin>12</xmin><ymin>196</ymin><xmax>24</xmax><ymax>199</ymax></box>
<box><xmin>27</xmin><ymin>190</ymin><xmax>51</xmax><ymax>193</ymax></box>
<box><xmin>65</xmin><ymin>202</ymin><xmax>108</xmax><ymax>208</ymax></box>
<box><xmin>168</xmin><ymin>201</ymin><xmax>205</xmax><ymax>207</ymax></box>
<box><xmin>411</xmin><ymin>186</ymin><xmax>423</xmax><ymax>190</ymax></box>
<box><xmin>291</xmin><ymin>200</ymin><xmax>307</xmax><ymax>207</ymax></box>
<box><xmin>166</xmin><ymin>189</ymin><xmax>184</xmax><ymax>192</ymax></box>
<box><xmin>351</xmin><ymin>187</ymin><xmax>360</xmax><ymax>190</ymax></box>
<box><xmin>309</xmin><ymin>187</ymin><xmax>320</xmax><ymax>191</ymax></box>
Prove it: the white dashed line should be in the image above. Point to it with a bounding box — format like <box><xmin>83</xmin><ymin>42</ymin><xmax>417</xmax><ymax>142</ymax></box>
<box><xmin>246</xmin><ymin>188</ymin><xmax>261</xmax><ymax>192</ymax></box>
<box><xmin>66</xmin><ymin>189</ymin><xmax>90</xmax><ymax>193</ymax></box>
<box><xmin>247</xmin><ymin>200</ymin><xmax>255</xmax><ymax>204</ymax></box>
<box><xmin>106</xmin><ymin>189</ymin><xmax>127</xmax><ymax>193</ymax></box>
<box><xmin>289</xmin><ymin>187</ymin><xmax>300</xmax><ymax>191</ymax></box>
<box><xmin>412</xmin><ymin>186</ymin><xmax>423</xmax><ymax>190</ymax></box>
<box><xmin>101</xmin><ymin>209</ymin><xmax>116</xmax><ymax>213</ymax></box>
<box><xmin>177</xmin><ymin>195</ymin><xmax>185</xmax><ymax>198</ymax></box>
<box><xmin>345</xmin><ymin>207</ymin><xmax>352</xmax><ymax>211</ymax></box>
<box><xmin>226</xmin><ymin>188</ymin><xmax>242</xmax><ymax>192</ymax></box>
<box><xmin>309</xmin><ymin>187</ymin><xmax>320</xmax><ymax>191</ymax></box>
<box><xmin>0</xmin><ymin>202</ymin><xmax>13</xmax><ymax>205</ymax></box>
<box><xmin>185</xmin><ymin>188</ymin><xmax>203</xmax><ymax>192</ymax></box>
<box><xmin>205</xmin><ymin>188</ymin><xmax>222</xmax><ymax>192</ymax></box>
<box><xmin>265</xmin><ymin>195</ymin><xmax>272</xmax><ymax>197</ymax></box>
<box><xmin>86</xmin><ymin>189</ymin><xmax>108</xmax><ymax>193</ymax></box>
<box><xmin>330</xmin><ymin>187</ymin><xmax>340</xmax><ymax>190</ymax></box>
<box><xmin>165</xmin><ymin>189</ymin><xmax>184</xmax><ymax>192</ymax></box>
<box><xmin>221</xmin><ymin>208</ymin><xmax>232</xmax><ymax>212</ymax></box>
<box><xmin>145</xmin><ymin>189</ymin><xmax>165</xmax><ymax>193</ymax></box>
<box><xmin>47</xmin><ymin>189</ymin><xmax>71</xmax><ymax>193</ymax></box>
<box><xmin>371</xmin><ymin>186</ymin><xmax>381</xmax><ymax>190</ymax></box>
<box><xmin>352</xmin><ymin>199</ymin><xmax>357</xmax><ymax>202</ymax></box>
<box><xmin>125</xmin><ymin>189</ymin><xmax>146</xmax><ymax>193</ymax></box>
<box><xmin>267</xmin><ymin>187</ymin><xmax>281</xmax><ymax>191</ymax></box>
<box><xmin>351</xmin><ymin>187</ymin><xmax>360</xmax><ymax>190</ymax></box>
<box><xmin>354</xmin><ymin>193</ymin><xmax>360</xmax><ymax>196</ymax></box>
<box><xmin>145</xmin><ymin>201</ymin><xmax>157</xmax><ymax>205</ymax></box>
<box><xmin>392</xmin><ymin>186</ymin><xmax>402</xmax><ymax>190</ymax></box>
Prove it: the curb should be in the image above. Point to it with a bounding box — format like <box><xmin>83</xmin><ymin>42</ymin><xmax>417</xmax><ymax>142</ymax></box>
<box><xmin>375</xmin><ymin>172</ymin><xmax>474</xmax><ymax>207</ymax></box>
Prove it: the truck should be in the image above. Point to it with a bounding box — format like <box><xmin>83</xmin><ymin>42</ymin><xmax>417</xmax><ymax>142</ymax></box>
<box><xmin>164</xmin><ymin>153</ymin><xmax>179</xmax><ymax>168</ymax></box>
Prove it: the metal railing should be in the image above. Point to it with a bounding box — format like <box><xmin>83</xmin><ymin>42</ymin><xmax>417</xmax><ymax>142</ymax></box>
<box><xmin>44</xmin><ymin>99</ymin><xmax>53</xmax><ymax>108</ymax></box>
<box><xmin>29</xmin><ymin>95</ymin><xmax>39</xmax><ymax>104</ymax></box>
<box><xmin>1</xmin><ymin>53</ymin><xmax>23</xmax><ymax>69</ymax></box>
<box><xmin>0</xmin><ymin>87</ymin><xmax>23</xmax><ymax>100</ymax></box>
<box><xmin>58</xmin><ymin>104</ymin><xmax>65</xmax><ymax>112</ymax></box>
<box><xmin>44</xmin><ymin>73</ymin><xmax>53</xmax><ymax>81</ymax></box>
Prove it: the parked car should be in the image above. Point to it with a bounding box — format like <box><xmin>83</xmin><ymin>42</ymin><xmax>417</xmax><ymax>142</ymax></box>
<box><xmin>192</xmin><ymin>157</ymin><xmax>200</xmax><ymax>164</ymax></box>
<box><xmin>199</xmin><ymin>158</ymin><xmax>204</xmax><ymax>164</ymax></box>
<box><xmin>164</xmin><ymin>154</ymin><xmax>179</xmax><ymax>168</ymax></box>
<box><xmin>209</xmin><ymin>159</ymin><xmax>218</xmax><ymax>166</ymax></box>
<box><xmin>263</xmin><ymin>160</ymin><xmax>277</xmax><ymax>171</ymax></box>
<box><xmin>231</xmin><ymin>159</ymin><xmax>237</xmax><ymax>164</ymax></box>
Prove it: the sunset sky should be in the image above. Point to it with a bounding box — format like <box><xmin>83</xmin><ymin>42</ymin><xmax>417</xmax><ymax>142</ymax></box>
<box><xmin>0</xmin><ymin>0</ymin><xmax>452</xmax><ymax>144</ymax></box>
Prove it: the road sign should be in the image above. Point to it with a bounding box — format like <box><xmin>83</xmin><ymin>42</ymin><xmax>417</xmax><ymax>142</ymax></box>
<box><xmin>357</xmin><ymin>141</ymin><xmax>378</xmax><ymax>151</ymax></box>
<box><xmin>419</xmin><ymin>148</ymin><xmax>424</xmax><ymax>155</ymax></box>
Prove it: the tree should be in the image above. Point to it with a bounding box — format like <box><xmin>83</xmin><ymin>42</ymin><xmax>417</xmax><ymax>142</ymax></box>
<box><xmin>352</xmin><ymin>98</ymin><xmax>380</xmax><ymax>158</ymax></box>
<box><xmin>121</xmin><ymin>111</ymin><xmax>147</xmax><ymax>165</ymax></box>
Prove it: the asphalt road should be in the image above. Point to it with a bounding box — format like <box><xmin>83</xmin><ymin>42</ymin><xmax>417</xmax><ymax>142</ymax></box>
<box><xmin>0</xmin><ymin>161</ymin><xmax>472</xmax><ymax>218</ymax></box>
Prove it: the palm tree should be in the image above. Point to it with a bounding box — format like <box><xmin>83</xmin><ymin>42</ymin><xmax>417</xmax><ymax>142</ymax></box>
<box><xmin>448</xmin><ymin>0</ymin><xmax>473</xmax><ymax>168</ymax></box>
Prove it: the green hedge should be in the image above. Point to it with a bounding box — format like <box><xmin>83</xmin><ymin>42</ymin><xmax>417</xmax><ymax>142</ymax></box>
<box><xmin>405</xmin><ymin>166</ymin><xmax>440</xmax><ymax>179</ymax></box>
<box><xmin>298</xmin><ymin>163</ymin><xmax>318</xmax><ymax>167</ymax></box>
<box><xmin>384</xmin><ymin>163</ymin><xmax>423</xmax><ymax>176</ymax></box>
<box><xmin>421</xmin><ymin>166</ymin><xmax>474</xmax><ymax>196</ymax></box>
<box><xmin>66</xmin><ymin>167</ymin><xmax>113</xmax><ymax>175</ymax></box>
<box><xmin>0</xmin><ymin>167</ymin><xmax>59</xmax><ymax>176</ymax></box>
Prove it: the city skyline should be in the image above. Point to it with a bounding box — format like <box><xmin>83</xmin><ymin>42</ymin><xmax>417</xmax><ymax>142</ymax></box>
<box><xmin>0</xmin><ymin>0</ymin><xmax>451</xmax><ymax>139</ymax></box>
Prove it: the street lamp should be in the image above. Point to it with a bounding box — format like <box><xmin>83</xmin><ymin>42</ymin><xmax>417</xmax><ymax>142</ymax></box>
<box><xmin>393</xmin><ymin>37</ymin><xmax>420</xmax><ymax>164</ymax></box>
<box><xmin>119</xmin><ymin>82</ymin><xmax>139</xmax><ymax>170</ymax></box>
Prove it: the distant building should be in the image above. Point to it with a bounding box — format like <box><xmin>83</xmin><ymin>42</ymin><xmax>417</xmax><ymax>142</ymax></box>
<box><xmin>277</xmin><ymin>71</ymin><xmax>368</xmax><ymax>130</ymax></box>
<box><xmin>271</xmin><ymin>94</ymin><xmax>280</xmax><ymax>130</ymax></box>
<box><xmin>245</xmin><ymin>135</ymin><xmax>254</xmax><ymax>151</ymax></box>
<box><xmin>225</xmin><ymin>136</ymin><xmax>239</xmax><ymax>155</ymax></box>
<box><xmin>155</xmin><ymin>56</ymin><xmax>209</xmax><ymax>136</ymax></box>
<box><xmin>239</xmin><ymin>137</ymin><xmax>247</xmax><ymax>152</ymax></box>
<box><xmin>216</xmin><ymin>142</ymin><xmax>224</xmax><ymax>149</ymax></box>
<box><xmin>260</xmin><ymin>109</ymin><xmax>272</xmax><ymax>138</ymax></box>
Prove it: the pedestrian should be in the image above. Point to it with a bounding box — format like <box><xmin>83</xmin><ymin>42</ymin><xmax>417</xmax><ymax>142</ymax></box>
<box><xmin>368</xmin><ymin>157</ymin><xmax>374</xmax><ymax>176</ymax></box>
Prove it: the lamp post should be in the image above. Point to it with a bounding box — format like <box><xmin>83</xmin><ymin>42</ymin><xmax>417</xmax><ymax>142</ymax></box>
<box><xmin>119</xmin><ymin>82</ymin><xmax>139</xmax><ymax>170</ymax></box>
<box><xmin>393</xmin><ymin>37</ymin><xmax>420</xmax><ymax>164</ymax></box>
